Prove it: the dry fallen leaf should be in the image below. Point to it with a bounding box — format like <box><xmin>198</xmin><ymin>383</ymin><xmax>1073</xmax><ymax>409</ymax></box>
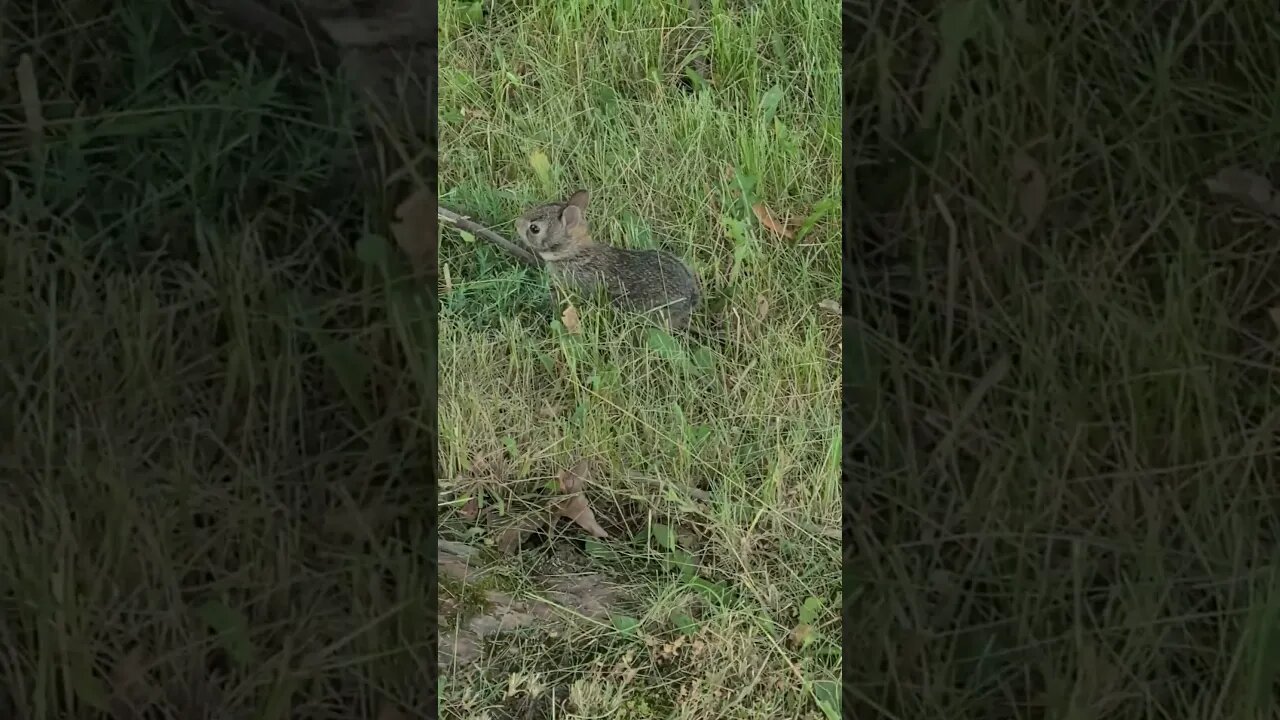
<box><xmin>441</xmin><ymin>262</ymin><xmax>453</xmax><ymax>294</ymax></box>
<box><xmin>817</xmin><ymin>299</ymin><xmax>841</xmax><ymax>315</ymax></box>
<box><xmin>1012</xmin><ymin>151</ymin><xmax>1047</xmax><ymax>231</ymax></box>
<box><xmin>751</xmin><ymin>203</ymin><xmax>796</xmax><ymax>239</ymax></box>
<box><xmin>1205</xmin><ymin>166</ymin><xmax>1280</xmax><ymax>219</ymax></box>
<box><xmin>390</xmin><ymin>186</ymin><xmax>436</xmax><ymax>277</ymax></box>
<box><xmin>557</xmin><ymin>459</ymin><xmax>592</xmax><ymax>493</ymax></box>
<box><xmin>560</xmin><ymin>303</ymin><xmax>581</xmax><ymax>334</ymax></box>
<box><xmin>556</xmin><ymin>494</ymin><xmax>609</xmax><ymax>538</ymax></box>
<box><xmin>496</xmin><ymin>525</ymin><xmax>530</xmax><ymax>554</ymax></box>
<box><xmin>109</xmin><ymin>646</ymin><xmax>154</xmax><ymax>712</ymax></box>
<box><xmin>459</xmin><ymin>496</ymin><xmax>479</xmax><ymax>521</ymax></box>
<box><xmin>552</xmin><ymin>460</ymin><xmax>607</xmax><ymax>536</ymax></box>
<box><xmin>16</xmin><ymin>54</ymin><xmax>43</xmax><ymax>150</ymax></box>
<box><xmin>788</xmin><ymin>623</ymin><xmax>816</xmax><ymax>650</ymax></box>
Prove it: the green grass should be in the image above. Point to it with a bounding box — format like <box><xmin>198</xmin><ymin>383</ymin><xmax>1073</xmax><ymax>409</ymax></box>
<box><xmin>1</xmin><ymin>1</ymin><xmax>435</xmax><ymax>717</ymax></box>
<box><xmin>849</xmin><ymin>1</ymin><xmax>1280</xmax><ymax>718</ymax></box>
<box><xmin>438</xmin><ymin>0</ymin><xmax>841</xmax><ymax>718</ymax></box>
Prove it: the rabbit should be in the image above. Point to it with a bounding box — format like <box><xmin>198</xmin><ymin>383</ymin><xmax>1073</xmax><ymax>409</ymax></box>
<box><xmin>514</xmin><ymin>190</ymin><xmax>701</xmax><ymax>329</ymax></box>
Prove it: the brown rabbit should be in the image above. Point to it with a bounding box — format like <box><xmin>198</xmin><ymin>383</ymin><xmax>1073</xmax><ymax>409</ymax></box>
<box><xmin>515</xmin><ymin>190</ymin><xmax>700</xmax><ymax>329</ymax></box>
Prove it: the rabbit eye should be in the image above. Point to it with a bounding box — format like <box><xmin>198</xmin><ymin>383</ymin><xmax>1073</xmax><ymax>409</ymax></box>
<box><xmin>529</xmin><ymin>223</ymin><xmax>541</xmax><ymax>234</ymax></box>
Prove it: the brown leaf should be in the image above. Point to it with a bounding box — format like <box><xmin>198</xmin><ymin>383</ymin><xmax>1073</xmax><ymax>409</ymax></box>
<box><xmin>459</xmin><ymin>496</ymin><xmax>479</xmax><ymax>520</ymax></box>
<box><xmin>556</xmin><ymin>459</ymin><xmax>592</xmax><ymax>493</ymax></box>
<box><xmin>495</xmin><ymin>510</ymin><xmax>554</xmax><ymax>554</ymax></box>
<box><xmin>751</xmin><ymin>203</ymin><xmax>795</xmax><ymax>239</ymax></box>
<box><xmin>755</xmin><ymin>294</ymin><xmax>770</xmax><ymax>319</ymax></box>
<box><xmin>390</xmin><ymin>187</ymin><xmax>437</xmax><ymax>277</ymax></box>
<box><xmin>109</xmin><ymin>646</ymin><xmax>154</xmax><ymax>717</ymax></box>
<box><xmin>441</xmin><ymin>262</ymin><xmax>453</xmax><ymax>294</ymax></box>
<box><xmin>1206</xmin><ymin>166</ymin><xmax>1280</xmax><ymax>218</ymax></box>
<box><xmin>1012</xmin><ymin>151</ymin><xmax>1047</xmax><ymax>231</ymax></box>
<box><xmin>496</xmin><ymin>525</ymin><xmax>530</xmax><ymax>553</ymax></box>
<box><xmin>560</xmin><ymin>302</ymin><xmax>581</xmax><ymax>334</ymax></box>
<box><xmin>788</xmin><ymin>623</ymin><xmax>816</xmax><ymax>650</ymax></box>
<box><xmin>16</xmin><ymin>54</ymin><xmax>43</xmax><ymax>149</ymax></box>
<box><xmin>555</xmin><ymin>494</ymin><xmax>609</xmax><ymax>538</ymax></box>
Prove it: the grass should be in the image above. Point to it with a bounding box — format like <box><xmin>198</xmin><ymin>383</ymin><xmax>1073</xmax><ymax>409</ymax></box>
<box><xmin>0</xmin><ymin>1</ymin><xmax>436</xmax><ymax>717</ymax></box>
<box><xmin>438</xmin><ymin>1</ymin><xmax>841</xmax><ymax>718</ymax></box>
<box><xmin>849</xmin><ymin>1</ymin><xmax>1280</xmax><ymax>718</ymax></box>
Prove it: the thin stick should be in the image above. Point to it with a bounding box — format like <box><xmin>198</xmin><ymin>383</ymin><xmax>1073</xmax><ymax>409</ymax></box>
<box><xmin>438</xmin><ymin>205</ymin><xmax>540</xmax><ymax>266</ymax></box>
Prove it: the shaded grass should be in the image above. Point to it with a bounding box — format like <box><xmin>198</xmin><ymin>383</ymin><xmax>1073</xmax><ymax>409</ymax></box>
<box><xmin>849</xmin><ymin>1</ymin><xmax>1280</xmax><ymax>718</ymax></box>
<box><xmin>439</xmin><ymin>0</ymin><xmax>841</xmax><ymax>717</ymax></box>
<box><xmin>1</xmin><ymin>1</ymin><xmax>434</xmax><ymax>717</ymax></box>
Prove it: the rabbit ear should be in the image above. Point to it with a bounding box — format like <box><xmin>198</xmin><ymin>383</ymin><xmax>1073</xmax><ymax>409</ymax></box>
<box><xmin>561</xmin><ymin>204</ymin><xmax>584</xmax><ymax>228</ymax></box>
<box><xmin>566</xmin><ymin>189</ymin><xmax>589</xmax><ymax>209</ymax></box>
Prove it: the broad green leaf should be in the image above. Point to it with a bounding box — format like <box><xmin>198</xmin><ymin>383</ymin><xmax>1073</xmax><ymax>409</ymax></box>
<box><xmin>584</xmin><ymin>538</ymin><xmax>618</xmax><ymax>560</ymax></box>
<box><xmin>461</xmin><ymin>1</ymin><xmax>484</xmax><ymax>27</ymax></box>
<box><xmin>196</xmin><ymin>599</ymin><xmax>255</xmax><ymax>668</ymax></box>
<box><xmin>611</xmin><ymin>615</ymin><xmax>641</xmax><ymax>636</ymax></box>
<box><xmin>650</xmin><ymin>523</ymin><xmax>676</xmax><ymax>550</ymax></box>
<box><xmin>760</xmin><ymin>85</ymin><xmax>785</xmax><ymax>122</ymax></box>
<box><xmin>795</xmin><ymin>197</ymin><xmax>837</xmax><ymax>242</ymax></box>
<box><xmin>646</xmin><ymin>329</ymin><xmax>684</xmax><ymax>361</ymax></box>
<box><xmin>799</xmin><ymin>596</ymin><xmax>825</xmax><ymax>625</ymax></box>
<box><xmin>667</xmin><ymin>549</ymin><xmax>697</xmax><ymax>580</ymax></box>
<box><xmin>813</xmin><ymin>679</ymin><xmax>840</xmax><ymax>719</ymax></box>
<box><xmin>672</xmin><ymin>613</ymin><xmax>698</xmax><ymax>635</ymax></box>
<box><xmin>529</xmin><ymin>150</ymin><xmax>553</xmax><ymax>190</ymax></box>
<box><xmin>690</xmin><ymin>347</ymin><xmax>716</xmax><ymax>372</ymax></box>
<box><xmin>689</xmin><ymin>577</ymin><xmax>733</xmax><ymax>604</ymax></box>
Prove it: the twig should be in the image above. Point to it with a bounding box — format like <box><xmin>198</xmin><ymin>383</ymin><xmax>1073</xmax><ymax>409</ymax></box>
<box><xmin>438</xmin><ymin>205</ymin><xmax>539</xmax><ymax>266</ymax></box>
